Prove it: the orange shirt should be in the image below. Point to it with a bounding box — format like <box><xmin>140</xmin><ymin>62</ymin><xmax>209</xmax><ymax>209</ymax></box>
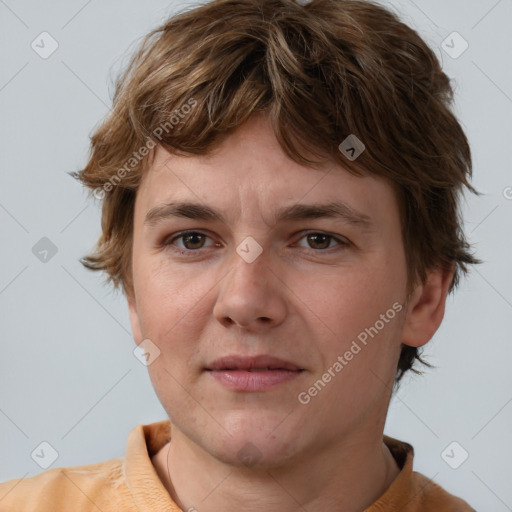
<box><xmin>0</xmin><ymin>420</ymin><xmax>475</xmax><ymax>511</ymax></box>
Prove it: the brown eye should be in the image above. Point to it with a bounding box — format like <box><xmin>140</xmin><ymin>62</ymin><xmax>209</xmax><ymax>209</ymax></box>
<box><xmin>306</xmin><ymin>233</ymin><xmax>331</xmax><ymax>250</ymax></box>
<box><xmin>164</xmin><ymin>231</ymin><xmax>214</xmax><ymax>252</ymax></box>
<box><xmin>180</xmin><ymin>232</ymin><xmax>206</xmax><ymax>250</ymax></box>
<box><xmin>162</xmin><ymin>230</ymin><xmax>349</xmax><ymax>256</ymax></box>
<box><xmin>296</xmin><ymin>232</ymin><xmax>349</xmax><ymax>251</ymax></box>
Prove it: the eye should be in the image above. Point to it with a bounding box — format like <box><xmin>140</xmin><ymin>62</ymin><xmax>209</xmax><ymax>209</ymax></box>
<box><xmin>163</xmin><ymin>231</ymin><xmax>215</xmax><ymax>252</ymax></box>
<box><xmin>294</xmin><ymin>231</ymin><xmax>349</xmax><ymax>251</ymax></box>
<box><xmin>162</xmin><ymin>230</ymin><xmax>349</xmax><ymax>255</ymax></box>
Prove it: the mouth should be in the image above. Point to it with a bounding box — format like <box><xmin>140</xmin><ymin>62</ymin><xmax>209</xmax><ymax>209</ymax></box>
<box><xmin>216</xmin><ymin>368</ymin><xmax>304</xmax><ymax>372</ymax></box>
<box><xmin>204</xmin><ymin>355</ymin><xmax>305</xmax><ymax>392</ymax></box>
<box><xmin>205</xmin><ymin>354</ymin><xmax>304</xmax><ymax>372</ymax></box>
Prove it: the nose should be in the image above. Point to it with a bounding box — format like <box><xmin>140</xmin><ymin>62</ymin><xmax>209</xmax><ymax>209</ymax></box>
<box><xmin>213</xmin><ymin>242</ymin><xmax>287</xmax><ymax>331</ymax></box>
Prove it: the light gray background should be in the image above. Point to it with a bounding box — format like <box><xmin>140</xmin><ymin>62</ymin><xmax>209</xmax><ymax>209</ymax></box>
<box><xmin>1</xmin><ymin>0</ymin><xmax>511</xmax><ymax>510</ymax></box>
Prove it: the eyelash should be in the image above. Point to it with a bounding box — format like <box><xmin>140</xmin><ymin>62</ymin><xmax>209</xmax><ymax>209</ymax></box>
<box><xmin>161</xmin><ymin>230</ymin><xmax>350</xmax><ymax>256</ymax></box>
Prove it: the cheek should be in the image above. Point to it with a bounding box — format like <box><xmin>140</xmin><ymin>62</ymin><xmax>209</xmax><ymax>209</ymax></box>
<box><xmin>297</xmin><ymin>270</ymin><xmax>404</xmax><ymax>412</ymax></box>
<box><xmin>291</xmin><ymin>261</ymin><xmax>404</xmax><ymax>342</ymax></box>
<box><xmin>294</xmin><ymin>263</ymin><xmax>406</xmax><ymax>403</ymax></box>
<box><xmin>134</xmin><ymin>251</ymin><xmax>206</xmax><ymax>329</ymax></box>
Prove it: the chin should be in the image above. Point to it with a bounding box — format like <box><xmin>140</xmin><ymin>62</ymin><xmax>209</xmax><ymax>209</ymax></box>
<box><xmin>206</xmin><ymin>426</ymin><xmax>302</xmax><ymax>470</ymax></box>
<box><xmin>213</xmin><ymin>443</ymin><xmax>297</xmax><ymax>470</ymax></box>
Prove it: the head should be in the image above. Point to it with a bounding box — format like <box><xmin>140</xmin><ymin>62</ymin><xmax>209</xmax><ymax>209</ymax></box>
<box><xmin>72</xmin><ymin>0</ymin><xmax>478</xmax><ymax>466</ymax></box>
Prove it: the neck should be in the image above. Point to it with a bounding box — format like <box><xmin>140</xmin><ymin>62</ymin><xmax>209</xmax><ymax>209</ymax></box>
<box><xmin>153</xmin><ymin>426</ymin><xmax>400</xmax><ymax>512</ymax></box>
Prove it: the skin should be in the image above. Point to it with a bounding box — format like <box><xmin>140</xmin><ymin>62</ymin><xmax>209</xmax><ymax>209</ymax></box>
<box><xmin>128</xmin><ymin>111</ymin><xmax>453</xmax><ymax>512</ymax></box>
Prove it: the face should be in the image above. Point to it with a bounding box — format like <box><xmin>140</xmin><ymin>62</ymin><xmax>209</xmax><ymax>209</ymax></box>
<box><xmin>128</xmin><ymin>112</ymin><xmax>411</xmax><ymax>469</ymax></box>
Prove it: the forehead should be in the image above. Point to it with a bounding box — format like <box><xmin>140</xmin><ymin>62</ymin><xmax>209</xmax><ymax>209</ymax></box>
<box><xmin>136</xmin><ymin>114</ymin><xmax>398</xmax><ymax>227</ymax></box>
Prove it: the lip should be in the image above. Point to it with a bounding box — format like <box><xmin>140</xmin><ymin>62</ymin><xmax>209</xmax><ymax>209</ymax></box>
<box><xmin>208</xmin><ymin>369</ymin><xmax>303</xmax><ymax>391</ymax></box>
<box><xmin>205</xmin><ymin>354</ymin><xmax>303</xmax><ymax>372</ymax></box>
<box><xmin>204</xmin><ymin>355</ymin><xmax>305</xmax><ymax>392</ymax></box>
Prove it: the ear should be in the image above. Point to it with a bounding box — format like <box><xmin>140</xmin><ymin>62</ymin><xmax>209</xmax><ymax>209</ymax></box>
<box><xmin>128</xmin><ymin>295</ymin><xmax>143</xmax><ymax>344</ymax></box>
<box><xmin>401</xmin><ymin>265</ymin><xmax>454</xmax><ymax>348</ymax></box>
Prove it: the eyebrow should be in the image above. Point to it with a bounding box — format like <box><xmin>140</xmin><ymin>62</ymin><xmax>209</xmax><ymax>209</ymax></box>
<box><xmin>144</xmin><ymin>200</ymin><xmax>374</xmax><ymax>230</ymax></box>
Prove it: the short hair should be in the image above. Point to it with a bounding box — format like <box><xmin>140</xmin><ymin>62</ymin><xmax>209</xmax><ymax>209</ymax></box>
<box><xmin>71</xmin><ymin>0</ymin><xmax>479</xmax><ymax>386</ymax></box>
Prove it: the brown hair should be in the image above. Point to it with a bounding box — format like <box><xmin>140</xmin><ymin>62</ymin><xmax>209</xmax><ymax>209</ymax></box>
<box><xmin>71</xmin><ymin>0</ymin><xmax>479</xmax><ymax>386</ymax></box>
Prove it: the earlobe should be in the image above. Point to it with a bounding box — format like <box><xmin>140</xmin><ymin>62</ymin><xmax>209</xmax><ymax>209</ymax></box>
<box><xmin>401</xmin><ymin>265</ymin><xmax>454</xmax><ymax>348</ymax></box>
